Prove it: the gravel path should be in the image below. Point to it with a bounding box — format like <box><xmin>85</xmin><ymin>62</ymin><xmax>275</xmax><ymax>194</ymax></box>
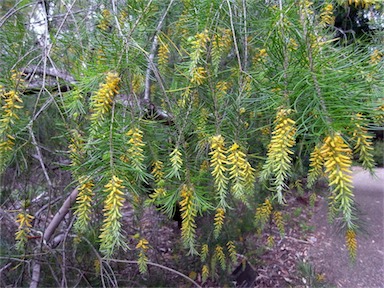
<box><xmin>309</xmin><ymin>167</ymin><xmax>384</xmax><ymax>288</ymax></box>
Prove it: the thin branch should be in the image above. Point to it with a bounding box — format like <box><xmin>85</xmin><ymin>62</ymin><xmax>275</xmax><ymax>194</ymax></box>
<box><xmin>242</xmin><ymin>0</ymin><xmax>248</xmax><ymax>71</ymax></box>
<box><xmin>29</xmin><ymin>188</ymin><xmax>79</xmax><ymax>288</ymax></box>
<box><xmin>144</xmin><ymin>0</ymin><xmax>175</xmax><ymax>102</ymax></box>
<box><xmin>107</xmin><ymin>259</ymin><xmax>202</xmax><ymax>288</ymax></box>
<box><xmin>43</xmin><ymin>188</ymin><xmax>79</xmax><ymax>242</ymax></box>
<box><xmin>28</xmin><ymin>125</ymin><xmax>52</xmax><ymax>188</ymax></box>
<box><xmin>22</xmin><ymin>65</ymin><xmax>77</xmax><ymax>85</ymax></box>
<box><xmin>226</xmin><ymin>0</ymin><xmax>243</xmax><ymax>72</ymax></box>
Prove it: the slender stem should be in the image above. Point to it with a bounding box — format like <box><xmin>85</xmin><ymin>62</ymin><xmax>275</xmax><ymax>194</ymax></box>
<box><xmin>226</xmin><ymin>0</ymin><xmax>242</xmax><ymax>72</ymax></box>
<box><xmin>144</xmin><ymin>0</ymin><xmax>175</xmax><ymax>102</ymax></box>
<box><xmin>107</xmin><ymin>259</ymin><xmax>202</xmax><ymax>288</ymax></box>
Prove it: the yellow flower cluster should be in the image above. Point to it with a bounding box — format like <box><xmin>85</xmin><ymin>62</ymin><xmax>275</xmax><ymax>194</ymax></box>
<box><xmin>254</xmin><ymin>198</ymin><xmax>273</xmax><ymax>233</ymax></box>
<box><xmin>227</xmin><ymin>143</ymin><xmax>256</xmax><ymax>201</ymax></box>
<box><xmin>158</xmin><ymin>42</ymin><xmax>169</xmax><ymax>67</ymax></box>
<box><xmin>374</xmin><ymin>103</ymin><xmax>384</xmax><ymax>125</ymax></box>
<box><xmin>320</xmin><ymin>134</ymin><xmax>354</xmax><ymax>226</ymax></box>
<box><xmin>273</xmin><ymin>211</ymin><xmax>285</xmax><ymax>236</ymax></box>
<box><xmin>209</xmin><ymin>135</ymin><xmax>229</xmax><ymax>207</ymax></box>
<box><xmin>260</xmin><ymin>108</ymin><xmax>296</xmax><ymax>204</ymax></box>
<box><xmin>266</xmin><ymin>234</ymin><xmax>275</xmax><ymax>248</ymax></box>
<box><xmin>89</xmin><ymin>72</ymin><xmax>120</xmax><ymax>126</ymax></box>
<box><xmin>347</xmin><ymin>0</ymin><xmax>377</xmax><ymax>9</ymax></box>
<box><xmin>124</xmin><ymin>127</ymin><xmax>146</xmax><ymax>173</ymax></box>
<box><xmin>213</xmin><ymin>207</ymin><xmax>225</xmax><ymax>238</ymax></box>
<box><xmin>253</xmin><ymin>48</ymin><xmax>268</xmax><ymax>65</ymax></box>
<box><xmin>212</xmin><ymin>29</ymin><xmax>232</xmax><ymax>74</ymax></box>
<box><xmin>97</xmin><ymin>9</ymin><xmax>112</xmax><ymax>31</ymax></box>
<box><xmin>189</xmin><ymin>30</ymin><xmax>209</xmax><ymax>84</ymax></box>
<box><xmin>345</xmin><ymin>228</ymin><xmax>357</xmax><ymax>259</ymax></box>
<box><xmin>370</xmin><ymin>49</ymin><xmax>382</xmax><ymax>65</ymax></box>
<box><xmin>201</xmin><ymin>264</ymin><xmax>209</xmax><ymax>283</ymax></box>
<box><xmin>215</xmin><ymin>81</ymin><xmax>230</xmax><ymax>101</ymax></box>
<box><xmin>226</xmin><ymin>241</ymin><xmax>237</xmax><ymax>264</ymax></box>
<box><xmin>320</xmin><ymin>3</ymin><xmax>335</xmax><ymax>26</ymax></box>
<box><xmin>0</xmin><ymin>89</ymin><xmax>23</xmax><ymax>171</ymax></box>
<box><xmin>131</xmin><ymin>73</ymin><xmax>144</xmax><ymax>94</ymax></box>
<box><xmin>68</xmin><ymin>129</ymin><xmax>85</xmax><ymax>170</ymax></box>
<box><xmin>15</xmin><ymin>212</ymin><xmax>34</xmax><ymax>250</ymax></box>
<box><xmin>168</xmin><ymin>147</ymin><xmax>183</xmax><ymax>179</ymax></box>
<box><xmin>214</xmin><ymin>245</ymin><xmax>226</xmax><ymax>270</ymax></box>
<box><xmin>200</xmin><ymin>243</ymin><xmax>209</xmax><ymax>262</ymax></box>
<box><xmin>99</xmin><ymin>175</ymin><xmax>126</xmax><ymax>256</ymax></box>
<box><xmin>209</xmin><ymin>135</ymin><xmax>255</xmax><ymax>208</ymax></box>
<box><xmin>179</xmin><ymin>184</ymin><xmax>198</xmax><ymax>254</ymax></box>
<box><xmin>190</xmin><ymin>66</ymin><xmax>207</xmax><ymax>85</ymax></box>
<box><xmin>151</xmin><ymin>160</ymin><xmax>164</xmax><ymax>183</ymax></box>
<box><xmin>136</xmin><ymin>238</ymin><xmax>149</xmax><ymax>273</ymax></box>
<box><xmin>190</xmin><ymin>29</ymin><xmax>210</xmax><ymax>63</ymax></box>
<box><xmin>353</xmin><ymin>118</ymin><xmax>375</xmax><ymax>172</ymax></box>
<box><xmin>73</xmin><ymin>178</ymin><xmax>94</xmax><ymax>233</ymax></box>
<box><xmin>307</xmin><ymin>145</ymin><xmax>324</xmax><ymax>188</ymax></box>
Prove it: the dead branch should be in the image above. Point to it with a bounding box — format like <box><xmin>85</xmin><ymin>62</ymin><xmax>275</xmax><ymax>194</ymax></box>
<box><xmin>29</xmin><ymin>188</ymin><xmax>79</xmax><ymax>288</ymax></box>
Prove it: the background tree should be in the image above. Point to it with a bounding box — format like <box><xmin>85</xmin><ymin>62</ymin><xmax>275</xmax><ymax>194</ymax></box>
<box><xmin>1</xmin><ymin>0</ymin><xmax>383</xmax><ymax>286</ymax></box>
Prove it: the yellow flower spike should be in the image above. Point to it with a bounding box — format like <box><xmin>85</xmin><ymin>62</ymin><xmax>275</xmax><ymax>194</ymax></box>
<box><xmin>99</xmin><ymin>175</ymin><xmax>127</xmax><ymax>257</ymax></box>
<box><xmin>320</xmin><ymin>3</ymin><xmax>335</xmax><ymax>27</ymax></box>
<box><xmin>202</xmin><ymin>264</ymin><xmax>209</xmax><ymax>283</ymax></box>
<box><xmin>136</xmin><ymin>238</ymin><xmax>149</xmax><ymax>250</ymax></box>
<box><xmin>214</xmin><ymin>245</ymin><xmax>226</xmax><ymax>271</ymax></box>
<box><xmin>209</xmin><ymin>135</ymin><xmax>229</xmax><ymax>208</ymax></box>
<box><xmin>124</xmin><ymin>127</ymin><xmax>146</xmax><ymax>174</ymax></box>
<box><xmin>179</xmin><ymin>184</ymin><xmax>198</xmax><ymax>254</ymax></box>
<box><xmin>346</xmin><ymin>229</ymin><xmax>357</xmax><ymax>259</ymax></box>
<box><xmin>353</xmin><ymin>119</ymin><xmax>375</xmax><ymax>173</ymax></box>
<box><xmin>307</xmin><ymin>145</ymin><xmax>325</xmax><ymax>188</ymax></box>
<box><xmin>213</xmin><ymin>207</ymin><xmax>225</xmax><ymax>238</ymax></box>
<box><xmin>201</xmin><ymin>243</ymin><xmax>209</xmax><ymax>262</ymax></box>
<box><xmin>151</xmin><ymin>160</ymin><xmax>164</xmax><ymax>183</ymax></box>
<box><xmin>260</xmin><ymin>108</ymin><xmax>296</xmax><ymax>203</ymax></box>
<box><xmin>273</xmin><ymin>211</ymin><xmax>285</xmax><ymax>236</ymax></box>
<box><xmin>73</xmin><ymin>178</ymin><xmax>94</xmax><ymax>232</ymax></box>
<box><xmin>1</xmin><ymin>89</ymin><xmax>24</xmax><ymax>172</ymax></box>
<box><xmin>189</xmin><ymin>30</ymin><xmax>209</xmax><ymax>77</ymax></box>
<box><xmin>254</xmin><ymin>198</ymin><xmax>273</xmax><ymax>233</ymax></box>
<box><xmin>226</xmin><ymin>241</ymin><xmax>237</xmax><ymax>264</ymax></box>
<box><xmin>15</xmin><ymin>212</ymin><xmax>34</xmax><ymax>250</ymax></box>
<box><xmin>190</xmin><ymin>66</ymin><xmax>207</xmax><ymax>85</ymax></box>
<box><xmin>167</xmin><ymin>147</ymin><xmax>183</xmax><ymax>179</ymax></box>
<box><xmin>158</xmin><ymin>42</ymin><xmax>169</xmax><ymax>67</ymax></box>
<box><xmin>89</xmin><ymin>72</ymin><xmax>120</xmax><ymax>127</ymax></box>
<box><xmin>320</xmin><ymin>134</ymin><xmax>355</xmax><ymax>227</ymax></box>
<box><xmin>227</xmin><ymin>142</ymin><xmax>256</xmax><ymax>202</ymax></box>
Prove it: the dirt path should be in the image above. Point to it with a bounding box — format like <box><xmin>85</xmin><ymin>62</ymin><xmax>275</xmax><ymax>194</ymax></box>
<box><xmin>309</xmin><ymin>167</ymin><xmax>384</xmax><ymax>288</ymax></box>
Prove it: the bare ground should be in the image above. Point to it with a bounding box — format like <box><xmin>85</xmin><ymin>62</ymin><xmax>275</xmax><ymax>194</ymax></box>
<box><xmin>308</xmin><ymin>167</ymin><xmax>384</xmax><ymax>288</ymax></box>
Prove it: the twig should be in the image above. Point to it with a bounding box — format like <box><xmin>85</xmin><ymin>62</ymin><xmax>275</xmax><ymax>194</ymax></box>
<box><xmin>143</xmin><ymin>0</ymin><xmax>175</xmax><ymax>102</ymax></box>
<box><xmin>28</xmin><ymin>125</ymin><xmax>52</xmax><ymax>188</ymax></box>
<box><xmin>107</xmin><ymin>259</ymin><xmax>202</xmax><ymax>288</ymax></box>
<box><xmin>226</xmin><ymin>0</ymin><xmax>243</xmax><ymax>72</ymax></box>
